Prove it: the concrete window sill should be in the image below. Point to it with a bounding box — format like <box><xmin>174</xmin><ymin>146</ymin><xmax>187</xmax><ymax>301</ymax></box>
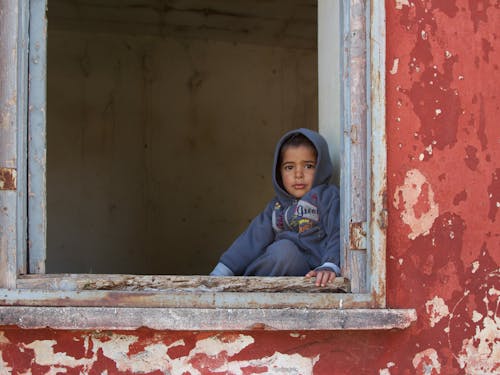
<box><xmin>0</xmin><ymin>306</ymin><xmax>417</xmax><ymax>331</ymax></box>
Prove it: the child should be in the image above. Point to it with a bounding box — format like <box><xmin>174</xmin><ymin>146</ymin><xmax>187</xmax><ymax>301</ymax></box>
<box><xmin>210</xmin><ymin>128</ymin><xmax>340</xmax><ymax>287</ymax></box>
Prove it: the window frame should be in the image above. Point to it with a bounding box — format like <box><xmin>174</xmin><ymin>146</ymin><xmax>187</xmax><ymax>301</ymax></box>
<box><xmin>0</xmin><ymin>0</ymin><xmax>416</xmax><ymax>330</ymax></box>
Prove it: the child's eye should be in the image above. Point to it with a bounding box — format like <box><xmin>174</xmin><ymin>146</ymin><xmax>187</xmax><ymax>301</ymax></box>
<box><xmin>305</xmin><ymin>163</ymin><xmax>316</xmax><ymax>169</ymax></box>
<box><xmin>283</xmin><ymin>165</ymin><xmax>294</xmax><ymax>171</ymax></box>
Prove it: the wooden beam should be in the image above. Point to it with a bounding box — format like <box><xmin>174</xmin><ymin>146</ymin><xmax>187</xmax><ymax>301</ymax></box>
<box><xmin>17</xmin><ymin>274</ymin><xmax>350</xmax><ymax>293</ymax></box>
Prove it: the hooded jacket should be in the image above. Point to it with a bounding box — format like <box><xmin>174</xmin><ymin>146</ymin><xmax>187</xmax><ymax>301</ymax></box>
<box><xmin>215</xmin><ymin>128</ymin><xmax>340</xmax><ymax>276</ymax></box>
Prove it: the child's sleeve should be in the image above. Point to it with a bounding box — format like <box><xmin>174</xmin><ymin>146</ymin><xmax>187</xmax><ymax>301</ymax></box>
<box><xmin>217</xmin><ymin>200</ymin><xmax>276</xmax><ymax>275</ymax></box>
<box><xmin>210</xmin><ymin>262</ymin><xmax>234</xmax><ymax>276</ymax></box>
<box><xmin>317</xmin><ymin>186</ymin><xmax>341</xmax><ymax>275</ymax></box>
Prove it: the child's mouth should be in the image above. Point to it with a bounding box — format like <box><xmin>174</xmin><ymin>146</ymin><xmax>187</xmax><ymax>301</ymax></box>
<box><xmin>294</xmin><ymin>184</ymin><xmax>306</xmax><ymax>189</ymax></box>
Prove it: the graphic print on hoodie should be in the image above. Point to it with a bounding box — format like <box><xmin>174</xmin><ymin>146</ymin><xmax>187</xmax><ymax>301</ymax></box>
<box><xmin>217</xmin><ymin>128</ymin><xmax>340</xmax><ymax>276</ymax></box>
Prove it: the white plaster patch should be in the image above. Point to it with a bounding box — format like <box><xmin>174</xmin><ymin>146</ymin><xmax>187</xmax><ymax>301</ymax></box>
<box><xmin>379</xmin><ymin>362</ymin><xmax>396</xmax><ymax>375</ymax></box>
<box><xmin>220</xmin><ymin>352</ymin><xmax>320</xmax><ymax>375</ymax></box>
<box><xmin>426</xmin><ymin>296</ymin><xmax>450</xmax><ymax>327</ymax></box>
<box><xmin>395</xmin><ymin>0</ymin><xmax>410</xmax><ymax>9</ymax></box>
<box><xmin>390</xmin><ymin>58</ymin><xmax>400</xmax><ymax>75</ymax></box>
<box><xmin>0</xmin><ymin>350</ymin><xmax>13</xmax><ymax>374</ymax></box>
<box><xmin>393</xmin><ymin>169</ymin><xmax>440</xmax><ymax>239</ymax></box>
<box><xmin>21</xmin><ymin>333</ymin><xmax>319</xmax><ymax>374</ymax></box>
<box><xmin>472</xmin><ymin>261</ymin><xmax>480</xmax><ymax>273</ymax></box>
<box><xmin>93</xmin><ymin>335</ymin><xmax>186</xmax><ymax>374</ymax></box>
<box><xmin>457</xmin><ymin>315</ymin><xmax>500</xmax><ymax>374</ymax></box>
<box><xmin>0</xmin><ymin>332</ymin><xmax>10</xmax><ymax>345</ymax></box>
<box><xmin>472</xmin><ymin>310</ymin><xmax>483</xmax><ymax>323</ymax></box>
<box><xmin>190</xmin><ymin>334</ymin><xmax>254</xmax><ymax>357</ymax></box>
<box><xmin>488</xmin><ymin>287</ymin><xmax>499</xmax><ymax>296</ymax></box>
<box><xmin>44</xmin><ymin>367</ymin><xmax>68</xmax><ymax>375</ymax></box>
<box><xmin>412</xmin><ymin>348</ymin><xmax>441</xmax><ymax>374</ymax></box>
<box><xmin>24</xmin><ymin>340</ymin><xmax>94</xmax><ymax>370</ymax></box>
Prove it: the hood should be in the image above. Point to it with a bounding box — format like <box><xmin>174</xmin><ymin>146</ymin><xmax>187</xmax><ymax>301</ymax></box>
<box><xmin>272</xmin><ymin>128</ymin><xmax>333</xmax><ymax>200</ymax></box>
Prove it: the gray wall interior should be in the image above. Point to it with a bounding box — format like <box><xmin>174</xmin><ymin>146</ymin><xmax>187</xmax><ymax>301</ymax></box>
<box><xmin>46</xmin><ymin>0</ymin><xmax>319</xmax><ymax>274</ymax></box>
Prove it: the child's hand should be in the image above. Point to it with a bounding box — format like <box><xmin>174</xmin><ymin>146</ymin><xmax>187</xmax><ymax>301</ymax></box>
<box><xmin>305</xmin><ymin>269</ymin><xmax>337</xmax><ymax>287</ymax></box>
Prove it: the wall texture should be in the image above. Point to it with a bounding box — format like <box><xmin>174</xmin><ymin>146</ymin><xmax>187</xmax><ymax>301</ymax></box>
<box><xmin>0</xmin><ymin>0</ymin><xmax>498</xmax><ymax>373</ymax></box>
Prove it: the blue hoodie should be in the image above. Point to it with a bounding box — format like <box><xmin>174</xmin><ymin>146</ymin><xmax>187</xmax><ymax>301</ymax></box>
<box><xmin>212</xmin><ymin>128</ymin><xmax>340</xmax><ymax>276</ymax></box>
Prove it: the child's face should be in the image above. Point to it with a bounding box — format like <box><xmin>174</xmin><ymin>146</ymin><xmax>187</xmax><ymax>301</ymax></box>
<box><xmin>280</xmin><ymin>145</ymin><xmax>317</xmax><ymax>199</ymax></box>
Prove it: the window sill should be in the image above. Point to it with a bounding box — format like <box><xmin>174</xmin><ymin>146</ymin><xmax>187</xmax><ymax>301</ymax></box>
<box><xmin>0</xmin><ymin>275</ymin><xmax>417</xmax><ymax>330</ymax></box>
<box><xmin>0</xmin><ymin>306</ymin><xmax>416</xmax><ymax>331</ymax></box>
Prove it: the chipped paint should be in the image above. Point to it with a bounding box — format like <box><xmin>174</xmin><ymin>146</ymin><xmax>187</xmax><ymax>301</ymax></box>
<box><xmin>390</xmin><ymin>58</ymin><xmax>400</xmax><ymax>74</ymax></box>
<box><xmin>472</xmin><ymin>261</ymin><xmax>480</xmax><ymax>273</ymax></box>
<box><xmin>24</xmin><ymin>340</ymin><xmax>94</xmax><ymax>369</ymax></box>
<box><xmin>425</xmin><ymin>296</ymin><xmax>450</xmax><ymax>327</ymax></box>
<box><xmin>457</xmin><ymin>315</ymin><xmax>500</xmax><ymax>374</ymax></box>
<box><xmin>221</xmin><ymin>352</ymin><xmax>319</xmax><ymax>375</ymax></box>
<box><xmin>412</xmin><ymin>348</ymin><xmax>441</xmax><ymax>374</ymax></box>
<box><xmin>487</xmin><ymin>169</ymin><xmax>500</xmax><ymax>222</ymax></box>
<box><xmin>395</xmin><ymin>0</ymin><xmax>410</xmax><ymax>10</ymax></box>
<box><xmin>0</xmin><ymin>356</ymin><xmax>12</xmax><ymax>374</ymax></box>
<box><xmin>0</xmin><ymin>332</ymin><xmax>320</xmax><ymax>374</ymax></box>
<box><xmin>394</xmin><ymin>169</ymin><xmax>439</xmax><ymax>239</ymax></box>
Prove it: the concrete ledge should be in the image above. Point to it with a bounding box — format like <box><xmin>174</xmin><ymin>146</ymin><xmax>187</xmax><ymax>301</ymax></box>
<box><xmin>0</xmin><ymin>306</ymin><xmax>416</xmax><ymax>331</ymax></box>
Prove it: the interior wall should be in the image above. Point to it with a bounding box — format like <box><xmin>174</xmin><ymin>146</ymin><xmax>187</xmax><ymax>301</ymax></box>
<box><xmin>46</xmin><ymin>31</ymin><xmax>317</xmax><ymax>274</ymax></box>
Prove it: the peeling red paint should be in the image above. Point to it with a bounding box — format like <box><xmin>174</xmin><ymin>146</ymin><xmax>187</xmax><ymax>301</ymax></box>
<box><xmin>481</xmin><ymin>37</ymin><xmax>494</xmax><ymax>62</ymax></box>
<box><xmin>453</xmin><ymin>189</ymin><xmax>467</xmax><ymax>205</ymax></box>
<box><xmin>487</xmin><ymin>168</ymin><xmax>500</xmax><ymax>222</ymax></box>
<box><xmin>469</xmin><ymin>0</ymin><xmax>494</xmax><ymax>32</ymax></box>
<box><xmin>406</xmin><ymin>58</ymin><xmax>461</xmax><ymax>151</ymax></box>
<box><xmin>477</xmin><ymin>94</ymin><xmax>488</xmax><ymax>151</ymax></box>
<box><xmin>464</xmin><ymin>144</ymin><xmax>479</xmax><ymax>170</ymax></box>
<box><xmin>413</xmin><ymin>182</ymin><xmax>431</xmax><ymax>218</ymax></box>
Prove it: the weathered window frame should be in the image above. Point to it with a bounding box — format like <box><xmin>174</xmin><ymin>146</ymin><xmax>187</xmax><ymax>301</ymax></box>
<box><xmin>0</xmin><ymin>0</ymin><xmax>416</xmax><ymax>330</ymax></box>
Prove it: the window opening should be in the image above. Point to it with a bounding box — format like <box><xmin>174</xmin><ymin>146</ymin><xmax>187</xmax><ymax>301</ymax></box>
<box><xmin>43</xmin><ymin>0</ymin><xmax>334</xmax><ymax>276</ymax></box>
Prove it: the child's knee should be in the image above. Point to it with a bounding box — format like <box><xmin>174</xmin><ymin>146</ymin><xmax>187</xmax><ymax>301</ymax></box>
<box><xmin>266</xmin><ymin>239</ymin><xmax>300</xmax><ymax>259</ymax></box>
<box><xmin>243</xmin><ymin>239</ymin><xmax>309</xmax><ymax>276</ymax></box>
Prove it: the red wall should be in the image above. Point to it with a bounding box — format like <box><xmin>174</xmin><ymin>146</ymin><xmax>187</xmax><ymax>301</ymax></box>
<box><xmin>1</xmin><ymin>1</ymin><xmax>498</xmax><ymax>373</ymax></box>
